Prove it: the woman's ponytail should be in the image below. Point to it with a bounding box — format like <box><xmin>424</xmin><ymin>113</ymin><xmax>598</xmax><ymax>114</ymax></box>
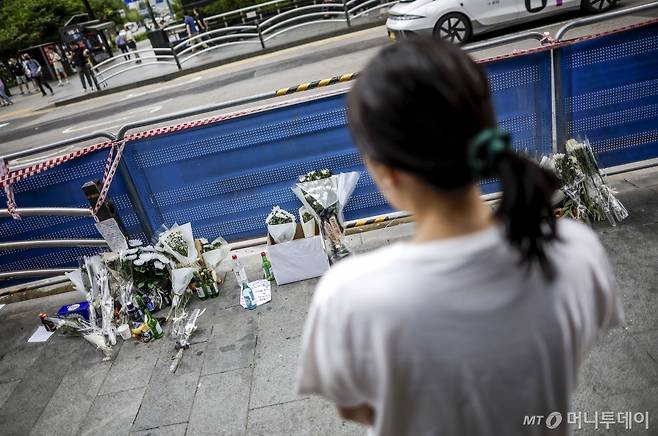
<box><xmin>469</xmin><ymin>129</ymin><xmax>560</xmax><ymax>280</ymax></box>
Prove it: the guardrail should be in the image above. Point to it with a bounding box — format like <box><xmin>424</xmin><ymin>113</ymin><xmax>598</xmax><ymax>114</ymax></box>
<box><xmin>95</xmin><ymin>0</ymin><xmax>391</xmax><ymax>86</ymax></box>
<box><xmin>1</xmin><ymin>7</ymin><xmax>657</xmax><ymax>285</ymax></box>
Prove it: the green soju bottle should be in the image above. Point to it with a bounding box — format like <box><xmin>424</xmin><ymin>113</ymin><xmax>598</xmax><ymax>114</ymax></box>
<box><xmin>144</xmin><ymin>309</ymin><xmax>164</xmax><ymax>339</ymax></box>
<box><xmin>261</xmin><ymin>252</ymin><xmax>274</xmax><ymax>281</ymax></box>
<box><xmin>193</xmin><ymin>272</ymin><xmax>209</xmax><ymax>300</ymax></box>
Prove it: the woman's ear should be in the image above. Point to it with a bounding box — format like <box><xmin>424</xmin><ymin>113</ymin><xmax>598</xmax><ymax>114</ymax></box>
<box><xmin>364</xmin><ymin>157</ymin><xmax>396</xmax><ymax>189</ymax></box>
<box><xmin>364</xmin><ymin>157</ymin><xmax>410</xmax><ymax>210</ymax></box>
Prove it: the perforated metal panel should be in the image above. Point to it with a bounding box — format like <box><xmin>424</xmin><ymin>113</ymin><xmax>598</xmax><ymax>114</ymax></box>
<box><xmin>122</xmin><ymin>52</ymin><xmax>553</xmax><ymax>242</ymax></box>
<box><xmin>0</xmin><ymin>149</ymin><xmax>146</xmax><ymax>284</ymax></box>
<box><xmin>557</xmin><ymin>21</ymin><xmax>658</xmax><ymax>166</ymax></box>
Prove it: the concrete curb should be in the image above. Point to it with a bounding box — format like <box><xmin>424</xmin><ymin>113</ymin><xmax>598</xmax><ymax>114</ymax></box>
<box><xmin>53</xmin><ymin>21</ymin><xmax>385</xmax><ymax>108</ymax></box>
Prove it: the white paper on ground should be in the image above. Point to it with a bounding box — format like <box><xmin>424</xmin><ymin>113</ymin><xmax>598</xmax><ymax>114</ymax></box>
<box><xmin>95</xmin><ymin>219</ymin><xmax>128</xmax><ymax>252</ymax></box>
<box><xmin>267</xmin><ymin>235</ymin><xmax>330</xmax><ymax>285</ymax></box>
<box><xmin>240</xmin><ymin>279</ymin><xmax>272</xmax><ymax>309</ymax></box>
<box><xmin>28</xmin><ymin>326</ymin><xmax>54</xmax><ymax>343</ymax></box>
<box><xmin>0</xmin><ymin>304</ymin><xmax>5</xmax><ymax>311</ymax></box>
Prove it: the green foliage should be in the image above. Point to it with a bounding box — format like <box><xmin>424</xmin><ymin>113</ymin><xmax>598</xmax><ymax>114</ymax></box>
<box><xmin>0</xmin><ymin>0</ymin><xmax>128</xmax><ymax>55</ymax></box>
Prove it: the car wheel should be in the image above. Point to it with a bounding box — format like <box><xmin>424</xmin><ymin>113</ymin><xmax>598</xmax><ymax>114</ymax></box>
<box><xmin>433</xmin><ymin>13</ymin><xmax>472</xmax><ymax>44</ymax></box>
<box><xmin>580</xmin><ymin>0</ymin><xmax>615</xmax><ymax>13</ymax></box>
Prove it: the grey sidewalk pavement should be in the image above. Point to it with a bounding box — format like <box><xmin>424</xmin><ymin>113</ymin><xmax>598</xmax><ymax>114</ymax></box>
<box><xmin>0</xmin><ymin>168</ymin><xmax>657</xmax><ymax>436</ymax></box>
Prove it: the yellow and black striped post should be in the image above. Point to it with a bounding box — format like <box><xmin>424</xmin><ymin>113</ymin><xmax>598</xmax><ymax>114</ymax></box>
<box><xmin>274</xmin><ymin>73</ymin><xmax>359</xmax><ymax>97</ymax></box>
<box><xmin>345</xmin><ymin>214</ymin><xmax>390</xmax><ymax>229</ymax></box>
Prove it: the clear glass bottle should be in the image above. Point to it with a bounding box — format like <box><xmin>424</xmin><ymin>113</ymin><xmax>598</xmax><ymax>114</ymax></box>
<box><xmin>241</xmin><ymin>281</ymin><xmax>257</xmax><ymax>310</ymax></box>
<box><xmin>231</xmin><ymin>254</ymin><xmax>248</xmax><ymax>284</ymax></box>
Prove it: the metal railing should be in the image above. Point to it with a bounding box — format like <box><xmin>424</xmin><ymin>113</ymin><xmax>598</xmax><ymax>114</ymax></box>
<box><xmin>97</xmin><ymin>0</ymin><xmax>392</xmax><ymax>86</ymax></box>
<box><xmin>2</xmin><ymin>6</ymin><xmax>658</xmax><ymax>284</ymax></box>
<box><xmin>91</xmin><ymin>47</ymin><xmax>181</xmax><ymax>87</ymax></box>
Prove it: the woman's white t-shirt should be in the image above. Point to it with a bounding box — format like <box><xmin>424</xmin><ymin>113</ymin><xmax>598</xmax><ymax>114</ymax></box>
<box><xmin>297</xmin><ymin>219</ymin><xmax>622</xmax><ymax>436</ymax></box>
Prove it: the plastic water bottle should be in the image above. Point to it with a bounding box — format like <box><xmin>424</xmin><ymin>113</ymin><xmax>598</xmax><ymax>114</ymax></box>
<box><xmin>241</xmin><ymin>281</ymin><xmax>257</xmax><ymax>311</ymax></box>
<box><xmin>231</xmin><ymin>255</ymin><xmax>248</xmax><ymax>284</ymax></box>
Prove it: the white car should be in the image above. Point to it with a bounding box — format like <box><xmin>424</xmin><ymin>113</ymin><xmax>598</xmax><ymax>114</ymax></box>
<box><xmin>386</xmin><ymin>0</ymin><xmax>617</xmax><ymax>43</ymax></box>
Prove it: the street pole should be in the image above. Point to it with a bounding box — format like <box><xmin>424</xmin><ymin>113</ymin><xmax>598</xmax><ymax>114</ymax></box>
<box><xmin>81</xmin><ymin>0</ymin><xmax>96</xmax><ymax>20</ymax></box>
<box><xmin>144</xmin><ymin>0</ymin><xmax>160</xmax><ymax>28</ymax></box>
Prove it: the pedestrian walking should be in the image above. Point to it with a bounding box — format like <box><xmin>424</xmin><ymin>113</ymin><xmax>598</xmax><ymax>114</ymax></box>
<box><xmin>7</xmin><ymin>58</ymin><xmax>30</xmax><ymax>94</ymax></box>
<box><xmin>0</xmin><ymin>78</ymin><xmax>13</xmax><ymax>106</ymax></box>
<box><xmin>123</xmin><ymin>25</ymin><xmax>140</xmax><ymax>63</ymax></box>
<box><xmin>22</xmin><ymin>54</ymin><xmax>53</xmax><ymax>97</ymax></box>
<box><xmin>115</xmin><ymin>31</ymin><xmax>130</xmax><ymax>61</ymax></box>
<box><xmin>69</xmin><ymin>43</ymin><xmax>96</xmax><ymax>92</ymax></box>
<box><xmin>47</xmin><ymin>48</ymin><xmax>69</xmax><ymax>86</ymax></box>
<box><xmin>184</xmin><ymin>10</ymin><xmax>207</xmax><ymax>51</ymax></box>
<box><xmin>193</xmin><ymin>8</ymin><xmax>212</xmax><ymax>46</ymax></box>
<box><xmin>297</xmin><ymin>37</ymin><xmax>623</xmax><ymax>436</ymax></box>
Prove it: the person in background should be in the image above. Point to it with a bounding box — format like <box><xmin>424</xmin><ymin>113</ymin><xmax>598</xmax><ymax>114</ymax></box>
<box><xmin>22</xmin><ymin>54</ymin><xmax>53</xmax><ymax>97</ymax></box>
<box><xmin>123</xmin><ymin>24</ymin><xmax>140</xmax><ymax>63</ymax></box>
<box><xmin>7</xmin><ymin>58</ymin><xmax>30</xmax><ymax>94</ymax></box>
<box><xmin>184</xmin><ymin>10</ymin><xmax>207</xmax><ymax>51</ymax></box>
<box><xmin>193</xmin><ymin>8</ymin><xmax>212</xmax><ymax>46</ymax></box>
<box><xmin>47</xmin><ymin>47</ymin><xmax>69</xmax><ymax>87</ymax></box>
<box><xmin>115</xmin><ymin>30</ymin><xmax>130</xmax><ymax>61</ymax></box>
<box><xmin>68</xmin><ymin>42</ymin><xmax>95</xmax><ymax>92</ymax></box>
<box><xmin>297</xmin><ymin>37</ymin><xmax>623</xmax><ymax>436</ymax></box>
<box><xmin>0</xmin><ymin>77</ymin><xmax>13</xmax><ymax>106</ymax></box>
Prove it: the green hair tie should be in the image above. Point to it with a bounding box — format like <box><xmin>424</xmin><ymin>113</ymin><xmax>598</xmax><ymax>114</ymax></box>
<box><xmin>468</xmin><ymin>128</ymin><xmax>512</xmax><ymax>178</ymax></box>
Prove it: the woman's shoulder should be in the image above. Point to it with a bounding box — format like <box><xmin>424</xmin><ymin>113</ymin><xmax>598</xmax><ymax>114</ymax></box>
<box><xmin>314</xmin><ymin>243</ymin><xmax>404</xmax><ymax>303</ymax></box>
<box><xmin>556</xmin><ymin>218</ymin><xmax>603</xmax><ymax>250</ymax></box>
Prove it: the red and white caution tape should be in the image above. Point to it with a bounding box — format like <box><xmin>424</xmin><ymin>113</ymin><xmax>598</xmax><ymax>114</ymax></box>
<box><xmin>91</xmin><ymin>141</ymin><xmax>127</xmax><ymax>222</ymax></box>
<box><xmin>0</xmin><ymin>159</ymin><xmax>20</xmax><ymax>220</ymax></box>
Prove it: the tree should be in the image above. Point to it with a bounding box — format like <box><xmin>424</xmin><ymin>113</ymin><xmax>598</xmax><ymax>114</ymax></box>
<box><xmin>0</xmin><ymin>0</ymin><xmax>128</xmax><ymax>56</ymax></box>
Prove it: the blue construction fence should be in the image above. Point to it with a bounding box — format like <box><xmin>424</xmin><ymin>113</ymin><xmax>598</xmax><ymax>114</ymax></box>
<box><xmin>1</xmin><ymin>20</ymin><xmax>657</xmax><ymax>280</ymax></box>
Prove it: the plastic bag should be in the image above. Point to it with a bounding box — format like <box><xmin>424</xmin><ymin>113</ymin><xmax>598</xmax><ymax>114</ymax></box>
<box><xmin>171</xmin><ymin>267</ymin><xmax>197</xmax><ymax>296</ymax></box>
<box><xmin>65</xmin><ymin>269</ymin><xmax>87</xmax><ymax>296</ymax></box>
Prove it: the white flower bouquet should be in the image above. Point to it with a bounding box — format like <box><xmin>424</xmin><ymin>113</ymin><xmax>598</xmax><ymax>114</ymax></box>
<box><xmin>200</xmin><ymin>236</ymin><xmax>230</xmax><ymax>271</ymax></box>
<box><xmin>266</xmin><ymin>206</ymin><xmax>297</xmax><ymax>243</ymax></box>
<box><xmin>548</xmin><ymin>139</ymin><xmax>627</xmax><ymax>225</ymax></box>
<box><xmin>156</xmin><ymin>223</ymin><xmax>198</xmax><ymax>265</ymax></box>
<box><xmin>299</xmin><ymin>207</ymin><xmax>316</xmax><ymax>238</ymax></box>
<box><xmin>292</xmin><ymin>169</ymin><xmax>360</xmax><ymax>262</ymax></box>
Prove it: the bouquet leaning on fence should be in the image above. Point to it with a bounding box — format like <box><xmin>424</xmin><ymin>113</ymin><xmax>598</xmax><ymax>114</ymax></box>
<box><xmin>292</xmin><ymin>169</ymin><xmax>360</xmax><ymax>263</ymax></box>
<box><xmin>546</xmin><ymin>139</ymin><xmax>628</xmax><ymax>226</ymax></box>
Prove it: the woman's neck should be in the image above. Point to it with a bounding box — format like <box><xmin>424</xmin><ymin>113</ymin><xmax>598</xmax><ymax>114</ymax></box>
<box><xmin>411</xmin><ymin>185</ymin><xmax>496</xmax><ymax>243</ymax></box>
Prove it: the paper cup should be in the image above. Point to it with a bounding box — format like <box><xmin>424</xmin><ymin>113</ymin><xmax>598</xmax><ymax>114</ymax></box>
<box><xmin>118</xmin><ymin>324</ymin><xmax>131</xmax><ymax>340</ymax></box>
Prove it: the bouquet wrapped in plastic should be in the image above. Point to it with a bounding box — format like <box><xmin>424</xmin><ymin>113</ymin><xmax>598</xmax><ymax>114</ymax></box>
<box><xmin>266</xmin><ymin>206</ymin><xmax>296</xmax><ymax>243</ymax></box>
<box><xmin>199</xmin><ymin>236</ymin><xmax>230</xmax><ymax>271</ymax></box>
<box><xmin>292</xmin><ymin>169</ymin><xmax>360</xmax><ymax>263</ymax></box>
<box><xmin>156</xmin><ymin>223</ymin><xmax>198</xmax><ymax>266</ymax></box>
<box><xmin>547</xmin><ymin>139</ymin><xmax>627</xmax><ymax>225</ymax></box>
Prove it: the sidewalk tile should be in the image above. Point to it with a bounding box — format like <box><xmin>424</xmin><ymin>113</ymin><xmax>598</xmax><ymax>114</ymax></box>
<box><xmin>30</xmin><ymin>343</ymin><xmax>112</xmax><ymax>436</ymax></box>
<box><xmin>246</xmin><ymin>397</ymin><xmax>364</xmax><ymax>436</ymax></box>
<box><xmin>98</xmin><ymin>340</ymin><xmax>162</xmax><ymax>395</ymax></box>
<box><xmin>250</xmin><ymin>323</ymin><xmax>303</xmax><ymax>409</ymax></box>
<box><xmin>187</xmin><ymin>368</ymin><xmax>252</xmax><ymax>435</ymax></box>
<box><xmin>79</xmin><ymin>387</ymin><xmax>145</xmax><ymax>436</ymax></box>
<box><xmin>130</xmin><ymin>423</ymin><xmax>187</xmax><ymax>436</ymax></box>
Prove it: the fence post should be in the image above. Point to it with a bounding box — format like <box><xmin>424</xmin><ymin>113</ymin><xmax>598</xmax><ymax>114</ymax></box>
<box><xmin>257</xmin><ymin>21</ymin><xmax>266</xmax><ymax>49</ymax></box>
<box><xmin>172</xmin><ymin>47</ymin><xmax>182</xmax><ymax>70</ymax></box>
<box><xmin>343</xmin><ymin>0</ymin><xmax>352</xmax><ymax>27</ymax></box>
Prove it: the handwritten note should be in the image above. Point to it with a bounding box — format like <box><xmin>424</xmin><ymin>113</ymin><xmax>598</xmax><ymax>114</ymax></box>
<box><xmin>240</xmin><ymin>279</ymin><xmax>272</xmax><ymax>309</ymax></box>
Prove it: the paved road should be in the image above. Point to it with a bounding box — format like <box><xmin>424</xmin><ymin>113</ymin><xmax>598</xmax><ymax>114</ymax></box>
<box><xmin>0</xmin><ymin>0</ymin><xmax>656</xmax><ymax>164</ymax></box>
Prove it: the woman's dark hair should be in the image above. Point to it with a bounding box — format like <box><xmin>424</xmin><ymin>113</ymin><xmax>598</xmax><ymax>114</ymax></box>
<box><xmin>347</xmin><ymin>37</ymin><xmax>559</xmax><ymax>279</ymax></box>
